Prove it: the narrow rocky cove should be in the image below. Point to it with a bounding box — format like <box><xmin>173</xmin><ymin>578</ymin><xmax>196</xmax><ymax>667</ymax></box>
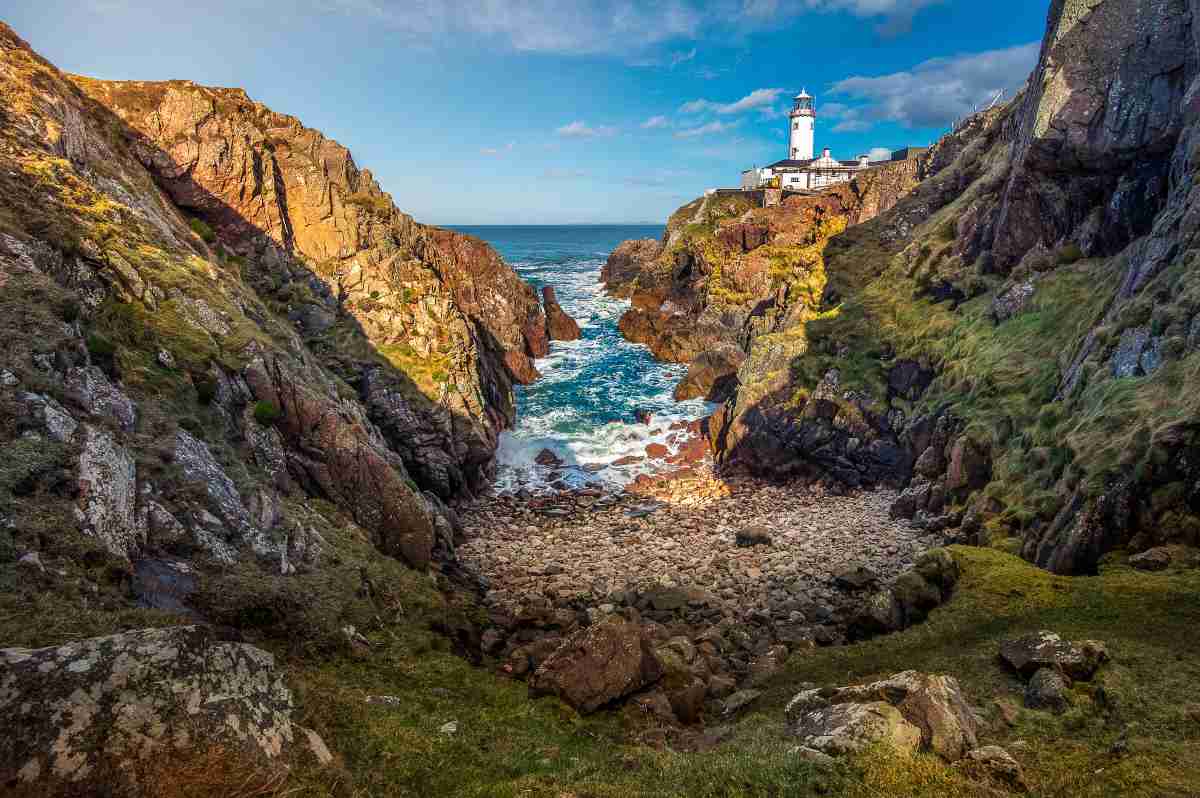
<box><xmin>3</xmin><ymin>2</ymin><xmax>1200</xmax><ymax>795</ymax></box>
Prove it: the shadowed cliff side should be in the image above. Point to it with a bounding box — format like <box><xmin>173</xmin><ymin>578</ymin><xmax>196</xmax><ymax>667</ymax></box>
<box><xmin>70</xmin><ymin>76</ymin><xmax>549</xmax><ymax>498</ymax></box>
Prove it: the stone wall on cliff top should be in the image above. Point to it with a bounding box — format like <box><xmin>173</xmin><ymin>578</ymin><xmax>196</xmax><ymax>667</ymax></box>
<box><xmin>712</xmin><ymin>0</ymin><xmax>1200</xmax><ymax>575</ymax></box>
<box><xmin>71</xmin><ymin>75</ymin><xmax>548</xmax><ymax>498</ymax></box>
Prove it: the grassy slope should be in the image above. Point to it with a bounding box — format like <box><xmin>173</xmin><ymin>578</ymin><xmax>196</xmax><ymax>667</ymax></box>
<box><xmin>275</xmin><ymin>546</ymin><xmax>1200</xmax><ymax>797</ymax></box>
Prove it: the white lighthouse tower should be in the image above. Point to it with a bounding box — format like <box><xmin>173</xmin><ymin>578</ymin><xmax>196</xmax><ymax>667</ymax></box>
<box><xmin>789</xmin><ymin>90</ymin><xmax>815</xmax><ymax>160</ymax></box>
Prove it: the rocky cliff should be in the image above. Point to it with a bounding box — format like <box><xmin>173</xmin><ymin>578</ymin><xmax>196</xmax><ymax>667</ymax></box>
<box><xmin>604</xmin><ymin>160</ymin><xmax>928</xmax><ymax>408</ymax></box>
<box><xmin>69</xmin><ymin>75</ymin><xmax>549</xmax><ymax>499</ymax></box>
<box><xmin>696</xmin><ymin>0</ymin><xmax>1200</xmax><ymax>575</ymax></box>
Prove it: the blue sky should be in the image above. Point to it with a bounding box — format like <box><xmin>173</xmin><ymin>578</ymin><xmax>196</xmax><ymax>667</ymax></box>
<box><xmin>6</xmin><ymin>1</ymin><xmax>1049</xmax><ymax>224</ymax></box>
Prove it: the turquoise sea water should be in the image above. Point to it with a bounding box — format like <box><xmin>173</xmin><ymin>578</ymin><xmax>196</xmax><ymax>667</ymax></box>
<box><xmin>450</xmin><ymin>225</ymin><xmax>713</xmax><ymax>491</ymax></box>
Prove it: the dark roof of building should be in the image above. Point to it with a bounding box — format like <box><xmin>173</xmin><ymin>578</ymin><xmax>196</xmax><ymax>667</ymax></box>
<box><xmin>767</xmin><ymin>157</ymin><xmax>865</xmax><ymax>170</ymax></box>
<box><xmin>767</xmin><ymin>158</ymin><xmax>815</xmax><ymax>169</ymax></box>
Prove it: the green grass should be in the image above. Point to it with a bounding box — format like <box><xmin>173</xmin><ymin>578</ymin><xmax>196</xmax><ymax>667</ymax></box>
<box><xmin>276</xmin><ymin>546</ymin><xmax>1200</xmax><ymax>797</ymax></box>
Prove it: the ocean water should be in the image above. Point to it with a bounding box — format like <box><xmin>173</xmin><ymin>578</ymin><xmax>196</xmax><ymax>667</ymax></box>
<box><xmin>450</xmin><ymin>225</ymin><xmax>714</xmax><ymax>492</ymax></box>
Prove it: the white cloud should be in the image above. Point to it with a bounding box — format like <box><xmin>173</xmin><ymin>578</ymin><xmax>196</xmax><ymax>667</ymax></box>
<box><xmin>312</xmin><ymin>0</ymin><xmax>948</xmax><ymax>57</ymax></box>
<box><xmin>641</xmin><ymin>115</ymin><xmax>671</xmax><ymax>129</ymax></box>
<box><xmin>681</xmin><ymin>88</ymin><xmax>786</xmax><ymax>115</ymax></box>
<box><xmin>829</xmin><ymin>42</ymin><xmax>1038</xmax><ymax>130</ymax></box>
<box><xmin>555</xmin><ymin>121</ymin><xmax>617</xmax><ymax>138</ymax></box>
<box><xmin>674</xmin><ymin>120</ymin><xmax>740</xmax><ymax>138</ymax></box>
<box><xmin>867</xmin><ymin>146</ymin><xmax>894</xmax><ymax>161</ymax></box>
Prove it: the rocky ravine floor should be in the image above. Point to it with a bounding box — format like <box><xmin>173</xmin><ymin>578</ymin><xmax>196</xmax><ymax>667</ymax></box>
<box><xmin>459</xmin><ymin>465</ymin><xmax>943</xmax><ymax>646</ymax></box>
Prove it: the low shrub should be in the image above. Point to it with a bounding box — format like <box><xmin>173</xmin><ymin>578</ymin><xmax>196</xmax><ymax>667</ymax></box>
<box><xmin>253</xmin><ymin>400</ymin><xmax>282</xmax><ymax>426</ymax></box>
<box><xmin>188</xmin><ymin>217</ymin><xmax>216</xmax><ymax>244</ymax></box>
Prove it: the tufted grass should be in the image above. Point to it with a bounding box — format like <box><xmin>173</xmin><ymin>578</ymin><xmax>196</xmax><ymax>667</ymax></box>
<box><xmin>278</xmin><ymin>546</ymin><xmax>1200</xmax><ymax>797</ymax></box>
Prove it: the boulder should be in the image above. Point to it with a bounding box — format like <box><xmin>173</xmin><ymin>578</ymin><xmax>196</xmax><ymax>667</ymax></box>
<box><xmin>788</xmin><ymin>701</ymin><xmax>922</xmax><ymax>757</ymax></box>
<box><xmin>528</xmin><ymin>619</ymin><xmax>663</xmax><ymax>713</ymax></box>
<box><xmin>1129</xmin><ymin>547</ymin><xmax>1172</xmax><ymax>571</ymax></box>
<box><xmin>535</xmin><ymin>448</ymin><xmax>564</xmax><ymax>467</ymax></box>
<box><xmin>785</xmin><ymin>671</ymin><xmax>978</xmax><ymax>761</ymax></box>
<box><xmin>999</xmin><ymin>631</ymin><xmax>1108</xmax><ymax>681</ymax></box>
<box><xmin>0</xmin><ymin>626</ymin><xmax>331</xmax><ymax>792</ymax></box>
<box><xmin>542</xmin><ymin>286</ymin><xmax>581</xmax><ymax>341</ymax></box>
<box><xmin>1024</xmin><ymin>667</ymin><xmax>1070</xmax><ymax>713</ymax></box>
<box><xmin>960</xmin><ymin>745</ymin><xmax>1027</xmax><ymax>792</ymax></box>
<box><xmin>735</xmin><ymin>525</ymin><xmax>773</xmax><ymax>547</ymax></box>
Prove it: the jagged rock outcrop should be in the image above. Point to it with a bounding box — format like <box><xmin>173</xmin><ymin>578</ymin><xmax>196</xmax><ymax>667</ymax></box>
<box><xmin>541</xmin><ymin>286</ymin><xmax>581</xmax><ymax>341</ymax></box>
<box><xmin>601</xmin><ymin>238</ymin><xmax>661</xmax><ymax>298</ymax></box>
<box><xmin>72</xmin><ymin>75</ymin><xmax>546</xmax><ymax>497</ymax></box>
<box><xmin>0</xmin><ymin>626</ymin><xmax>331</xmax><ymax>793</ymax></box>
<box><xmin>608</xmin><ymin>160</ymin><xmax>927</xmax><ymax>403</ymax></box>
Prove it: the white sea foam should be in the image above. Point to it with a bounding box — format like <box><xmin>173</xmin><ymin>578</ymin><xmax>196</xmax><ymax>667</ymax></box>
<box><xmin>460</xmin><ymin>227</ymin><xmax>710</xmax><ymax>492</ymax></box>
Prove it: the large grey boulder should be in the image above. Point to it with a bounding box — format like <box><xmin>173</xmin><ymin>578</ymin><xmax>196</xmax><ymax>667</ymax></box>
<box><xmin>0</xmin><ymin>626</ymin><xmax>331</xmax><ymax>791</ymax></box>
<box><xmin>786</xmin><ymin>670</ymin><xmax>978</xmax><ymax>761</ymax></box>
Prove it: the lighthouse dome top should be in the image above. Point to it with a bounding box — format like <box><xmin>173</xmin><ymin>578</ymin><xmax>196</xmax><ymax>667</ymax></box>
<box><xmin>795</xmin><ymin>89</ymin><xmax>813</xmax><ymax>100</ymax></box>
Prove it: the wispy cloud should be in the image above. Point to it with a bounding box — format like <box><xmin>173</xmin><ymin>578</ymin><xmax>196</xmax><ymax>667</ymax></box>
<box><xmin>674</xmin><ymin>120</ymin><xmax>740</xmax><ymax>139</ymax></box>
<box><xmin>669</xmin><ymin>47</ymin><xmax>697</xmax><ymax>67</ymax></box>
<box><xmin>555</xmin><ymin>121</ymin><xmax>618</xmax><ymax>138</ymax></box>
<box><xmin>479</xmin><ymin>141</ymin><xmax>516</xmax><ymax>156</ymax></box>
<box><xmin>828</xmin><ymin>42</ymin><xmax>1037</xmax><ymax>130</ymax></box>
<box><xmin>311</xmin><ymin>0</ymin><xmax>948</xmax><ymax>57</ymax></box>
<box><xmin>641</xmin><ymin>115</ymin><xmax>671</xmax><ymax>129</ymax></box>
<box><xmin>681</xmin><ymin>88</ymin><xmax>786</xmax><ymax>116</ymax></box>
<box><xmin>542</xmin><ymin>167</ymin><xmax>588</xmax><ymax>179</ymax></box>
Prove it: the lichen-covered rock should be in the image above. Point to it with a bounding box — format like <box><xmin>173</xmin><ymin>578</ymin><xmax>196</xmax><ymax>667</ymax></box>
<box><xmin>0</xmin><ymin>626</ymin><xmax>331</xmax><ymax>791</ymax></box>
<box><xmin>528</xmin><ymin>618</ymin><xmax>664</xmax><ymax>713</ymax></box>
<box><xmin>787</xmin><ymin>701</ymin><xmax>922</xmax><ymax>757</ymax></box>
<box><xmin>999</xmin><ymin>631</ymin><xmax>1109</xmax><ymax>681</ymax></box>
<box><xmin>63</xmin><ymin>365</ymin><xmax>137</xmax><ymax>430</ymax></box>
<box><xmin>75</xmin><ymin>424</ymin><xmax>143</xmax><ymax>559</ymax></box>
<box><xmin>785</xmin><ymin>671</ymin><xmax>978</xmax><ymax>760</ymax></box>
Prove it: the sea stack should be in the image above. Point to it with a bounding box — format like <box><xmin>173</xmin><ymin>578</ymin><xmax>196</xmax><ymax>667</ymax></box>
<box><xmin>543</xmin><ymin>286</ymin><xmax>582</xmax><ymax>341</ymax></box>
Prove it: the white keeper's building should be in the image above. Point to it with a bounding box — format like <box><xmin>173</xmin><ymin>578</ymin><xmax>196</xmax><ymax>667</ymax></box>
<box><xmin>741</xmin><ymin>90</ymin><xmax>876</xmax><ymax>192</ymax></box>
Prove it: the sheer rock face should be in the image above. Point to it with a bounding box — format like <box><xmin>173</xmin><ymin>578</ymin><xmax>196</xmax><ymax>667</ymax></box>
<box><xmin>0</xmin><ymin>626</ymin><xmax>331</xmax><ymax>791</ymax></box>
<box><xmin>974</xmin><ymin>0</ymin><xmax>1200</xmax><ymax>270</ymax></box>
<box><xmin>72</xmin><ymin>76</ymin><xmax>546</xmax><ymax>496</ymax></box>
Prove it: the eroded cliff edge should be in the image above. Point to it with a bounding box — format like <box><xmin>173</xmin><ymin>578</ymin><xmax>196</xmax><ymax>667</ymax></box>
<box><xmin>611</xmin><ymin>0</ymin><xmax>1200</xmax><ymax>576</ymax></box>
<box><xmin>70</xmin><ymin>74</ymin><xmax>550</xmax><ymax>499</ymax></box>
